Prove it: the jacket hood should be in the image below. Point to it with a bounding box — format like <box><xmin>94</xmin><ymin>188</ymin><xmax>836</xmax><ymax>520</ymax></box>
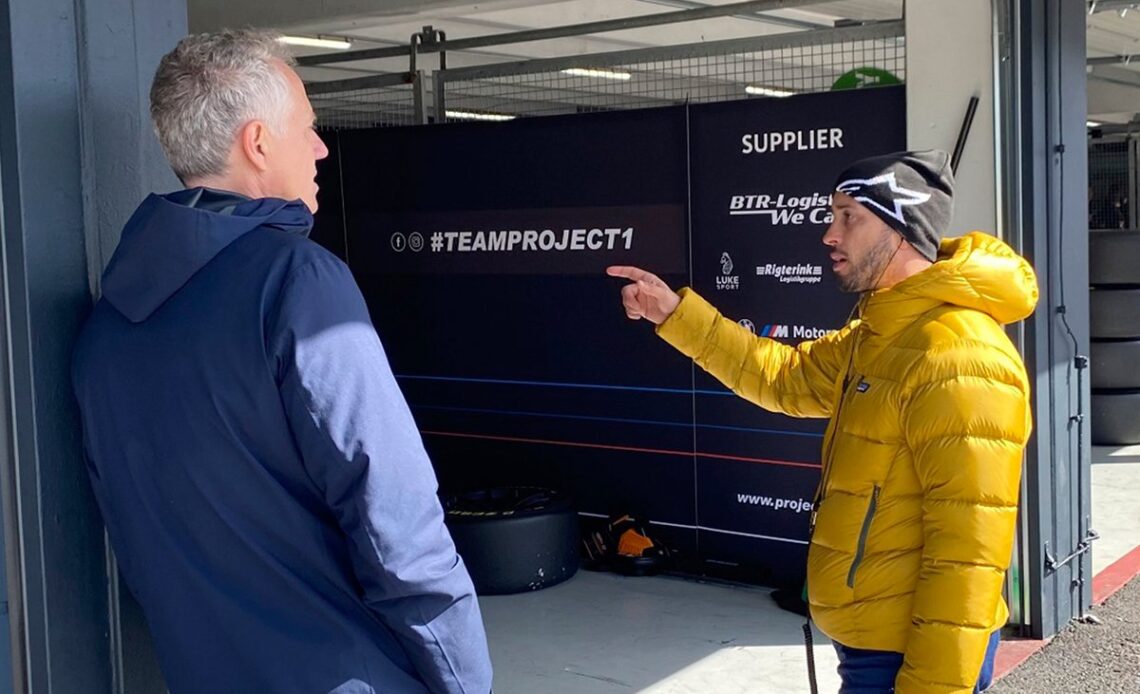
<box><xmin>101</xmin><ymin>188</ymin><xmax>313</xmax><ymax>323</ymax></box>
<box><xmin>862</xmin><ymin>231</ymin><xmax>1039</xmax><ymax>333</ymax></box>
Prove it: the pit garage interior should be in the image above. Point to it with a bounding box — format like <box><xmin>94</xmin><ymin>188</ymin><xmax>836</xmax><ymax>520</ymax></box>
<box><xmin>0</xmin><ymin>1</ymin><xmax>1138</xmax><ymax>693</ymax></box>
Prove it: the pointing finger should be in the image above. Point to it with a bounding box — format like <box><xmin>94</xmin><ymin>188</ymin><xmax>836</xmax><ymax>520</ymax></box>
<box><xmin>607</xmin><ymin>265</ymin><xmax>653</xmax><ymax>283</ymax></box>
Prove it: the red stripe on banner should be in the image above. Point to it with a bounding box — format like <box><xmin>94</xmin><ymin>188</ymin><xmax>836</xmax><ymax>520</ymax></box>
<box><xmin>419</xmin><ymin>430</ymin><xmax>821</xmax><ymax>469</ymax></box>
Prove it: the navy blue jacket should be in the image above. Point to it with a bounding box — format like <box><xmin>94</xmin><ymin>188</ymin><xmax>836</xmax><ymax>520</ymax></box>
<box><xmin>73</xmin><ymin>189</ymin><xmax>492</xmax><ymax>694</ymax></box>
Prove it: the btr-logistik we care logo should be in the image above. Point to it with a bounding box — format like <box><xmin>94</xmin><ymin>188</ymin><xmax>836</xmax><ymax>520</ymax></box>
<box><xmin>728</xmin><ymin>192</ymin><xmax>833</xmax><ymax>227</ymax></box>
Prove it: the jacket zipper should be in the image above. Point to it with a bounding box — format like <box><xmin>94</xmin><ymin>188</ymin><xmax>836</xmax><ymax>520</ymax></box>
<box><xmin>811</xmin><ymin>369</ymin><xmax>862</xmax><ymax>534</ymax></box>
<box><xmin>846</xmin><ymin>485</ymin><xmax>881</xmax><ymax>588</ymax></box>
<box><xmin>809</xmin><ymin>319</ymin><xmax>867</xmax><ymax>538</ymax></box>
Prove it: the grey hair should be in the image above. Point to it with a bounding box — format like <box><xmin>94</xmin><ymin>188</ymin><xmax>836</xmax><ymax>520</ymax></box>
<box><xmin>150</xmin><ymin>29</ymin><xmax>296</xmax><ymax>183</ymax></box>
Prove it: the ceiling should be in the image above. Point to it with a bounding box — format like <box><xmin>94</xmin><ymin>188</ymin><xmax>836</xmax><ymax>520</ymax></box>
<box><xmin>189</xmin><ymin>0</ymin><xmax>1140</xmax><ymax>124</ymax></box>
<box><xmin>279</xmin><ymin>1</ymin><xmax>904</xmax><ymax>79</ymax></box>
<box><xmin>1087</xmin><ymin>0</ymin><xmax>1140</xmax><ymax>124</ymax></box>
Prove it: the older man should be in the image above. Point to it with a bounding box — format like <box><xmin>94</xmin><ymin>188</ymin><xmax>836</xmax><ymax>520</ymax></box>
<box><xmin>610</xmin><ymin>151</ymin><xmax>1037</xmax><ymax>693</ymax></box>
<box><xmin>73</xmin><ymin>30</ymin><xmax>492</xmax><ymax>694</ymax></box>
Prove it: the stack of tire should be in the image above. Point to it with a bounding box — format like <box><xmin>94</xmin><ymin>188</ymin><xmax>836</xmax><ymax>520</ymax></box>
<box><xmin>1090</xmin><ymin>229</ymin><xmax>1140</xmax><ymax>445</ymax></box>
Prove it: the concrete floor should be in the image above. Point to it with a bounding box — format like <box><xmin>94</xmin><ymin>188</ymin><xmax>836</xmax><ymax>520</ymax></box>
<box><xmin>480</xmin><ymin>572</ymin><xmax>840</xmax><ymax>694</ymax></box>
<box><xmin>477</xmin><ymin>449</ymin><xmax>1140</xmax><ymax>694</ymax></box>
<box><xmin>1092</xmin><ymin>445</ymin><xmax>1140</xmax><ymax>575</ymax></box>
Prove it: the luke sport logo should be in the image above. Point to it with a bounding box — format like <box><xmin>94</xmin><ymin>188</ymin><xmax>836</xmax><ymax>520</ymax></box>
<box><xmin>716</xmin><ymin>252</ymin><xmax>740</xmax><ymax>291</ymax></box>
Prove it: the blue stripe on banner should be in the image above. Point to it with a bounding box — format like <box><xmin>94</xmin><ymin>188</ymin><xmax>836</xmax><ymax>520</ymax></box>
<box><xmin>395</xmin><ymin>373</ymin><xmax>743</xmax><ymax>397</ymax></box>
<box><xmin>412</xmin><ymin>404</ymin><xmax>825</xmax><ymax>439</ymax></box>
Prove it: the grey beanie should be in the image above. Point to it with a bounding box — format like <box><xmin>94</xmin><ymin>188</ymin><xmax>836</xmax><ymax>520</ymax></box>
<box><xmin>833</xmin><ymin>150</ymin><xmax>955</xmax><ymax>262</ymax></box>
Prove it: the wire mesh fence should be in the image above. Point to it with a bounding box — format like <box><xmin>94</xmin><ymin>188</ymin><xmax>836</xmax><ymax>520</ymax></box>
<box><xmin>436</xmin><ymin>23</ymin><xmax>904</xmax><ymax>122</ymax></box>
<box><xmin>307</xmin><ymin>22</ymin><xmax>905</xmax><ymax>128</ymax></box>
<box><xmin>1088</xmin><ymin>139</ymin><xmax>1136</xmax><ymax>230</ymax></box>
<box><xmin>310</xmin><ymin>74</ymin><xmax>423</xmax><ymax>130</ymax></box>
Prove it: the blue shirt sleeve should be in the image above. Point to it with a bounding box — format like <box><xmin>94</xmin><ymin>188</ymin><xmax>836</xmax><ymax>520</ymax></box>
<box><xmin>268</xmin><ymin>252</ymin><xmax>493</xmax><ymax>694</ymax></box>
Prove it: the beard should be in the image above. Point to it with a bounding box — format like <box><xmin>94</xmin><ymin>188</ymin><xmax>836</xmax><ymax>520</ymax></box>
<box><xmin>836</xmin><ymin>234</ymin><xmax>898</xmax><ymax>293</ymax></box>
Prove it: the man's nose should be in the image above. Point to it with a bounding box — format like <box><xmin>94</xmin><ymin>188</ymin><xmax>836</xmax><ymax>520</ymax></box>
<box><xmin>822</xmin><ymin>221</ymin><xmax>840</xmax><ymax>247</ymax></box>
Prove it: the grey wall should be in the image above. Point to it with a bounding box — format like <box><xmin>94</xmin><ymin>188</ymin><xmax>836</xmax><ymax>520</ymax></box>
<box><xmin>906</xmin><ymin>0</ymin><xmax>998</xmax><ymax>238</ymax></box>
<box><xmin>1000</xmin><ymin>0</ymin><xmax>1094</xmax><ymax>640</ymax></box>
<box><xmin>0</xmin><ymin>0</ymin><xmax>185</xmax><ymax>691</ymax></box>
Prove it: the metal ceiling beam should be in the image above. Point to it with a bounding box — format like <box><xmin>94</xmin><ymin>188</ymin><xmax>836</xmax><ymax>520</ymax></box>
<box><xmin>190</xmin><ymin>0</ymin><xmax>562</xmax><ymax>34</ymax></box>
<box><xmin>306</xmin><ymin>72</ymin><xmax>416</xmax><ymax>95</ymax></box>
<box><xmin>298</xmin><ymin>0</ymin><xmax>858</xmax><ymax>66</ymax></box>
<box><xmin>1087</xmin><ymin>0</ymin><xmax>1140</xmax><ymax>14</ymax></box>
<box><xmin>1088</xmin><ymin>65</ymin><xmax>1140</xmax><ymax>90</ymax></box>
<box><xmin>635</xmin><ymin>0</ymin><xmax>829</xmax><ymax>30</ymax></box>
<box><xmin>1087</xmin><ymin>53</ymin><xmax>1140</xmax><ymax>66</ymax></box>
<box><xmin>1087</xmin><ymin>121</ymin><xmax>1140</xmax><ymax>136</ymax></box>
<box><xmin>434</xmin><ymin>20</ymin><xmax>903</xmax><ymax>83</ymax></box>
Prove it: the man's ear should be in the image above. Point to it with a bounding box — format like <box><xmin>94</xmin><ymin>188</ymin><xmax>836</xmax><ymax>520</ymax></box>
<box><xmin>238</xmin><ymin>119</ymin><xmax>271</xmax><ymax>173</ymax></box>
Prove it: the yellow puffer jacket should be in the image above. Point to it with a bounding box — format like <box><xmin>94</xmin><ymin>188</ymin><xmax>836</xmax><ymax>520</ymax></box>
<box><xmin>656</xmin><ymin>232</ymin><xmax>1037</xmax><ymax>693</ymax></box>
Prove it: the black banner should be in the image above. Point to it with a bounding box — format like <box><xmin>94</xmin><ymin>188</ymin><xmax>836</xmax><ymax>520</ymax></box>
<box><xmin>333</xmin><ymin>108</ymin><xmax>700</xmax><ymax>560</ymax></box>
<box><xmin>358</xmin><ymin>205</ymin><xmax>685</xmax><ymax>275</ymax></box>
<box><xmin>688</xmin><ymin>87</ymin><xmax>906</xmax><ymax>580</ymax></box>
<box><xmin>320</xmin><ymin>87</ymin><xmax>905</xmax><ymax>585</ymax></box>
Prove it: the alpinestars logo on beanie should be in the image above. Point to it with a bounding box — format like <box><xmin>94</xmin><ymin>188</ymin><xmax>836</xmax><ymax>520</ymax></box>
<box><xmin>831</xmin><ymin>150</ymin><xmax>954</xmax><ymax>263</ymax></box>
<box><xmin>835</xmin><ymin>173</ymin><xmax>931</xmax><ymax>224</ymax></box>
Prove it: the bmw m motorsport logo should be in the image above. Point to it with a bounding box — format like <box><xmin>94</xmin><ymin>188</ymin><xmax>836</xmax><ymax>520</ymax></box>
<box><xmin>758</xmin><ymin>323</ymin><xmax>835</xmax><ymax>340</ymax></box>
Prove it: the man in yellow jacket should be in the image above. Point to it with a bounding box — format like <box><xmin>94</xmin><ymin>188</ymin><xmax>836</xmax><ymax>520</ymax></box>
<box><xmin>608</xmin><ymin>150</ymin><xmax>1037</xmax><ymax>693</ymax></box>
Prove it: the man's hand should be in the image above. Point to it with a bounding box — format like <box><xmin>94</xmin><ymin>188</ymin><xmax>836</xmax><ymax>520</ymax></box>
<box><xmin>606</xmin><ymin>266</ymin><xmax>682</xmax><ymax>325</ymax></box>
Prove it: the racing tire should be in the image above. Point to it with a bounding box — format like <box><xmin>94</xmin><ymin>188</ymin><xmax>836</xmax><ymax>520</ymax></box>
<box><xmin>1091</xmin><ymin>390</ymin><xmax>1140</xmax><ymax>445</ymax></box>
<box><xmin>1091</xmin><ymin>340</ymin><xmax>1140</xmax><ymax>389</ymax></box>
<box><xmin>1090</xmin><ymin>230</ymin><xmax>1140</xmax><ymax>286</ymax></box>
<box><xmin>443</xmin><ymin>487</ymin><xmax>579</xmax><ymax>595</ymax></box>
<box><xmin>1090</xmin><ymin>288</ymin><xmax>1140</xmax><ymax>340</ymax></box>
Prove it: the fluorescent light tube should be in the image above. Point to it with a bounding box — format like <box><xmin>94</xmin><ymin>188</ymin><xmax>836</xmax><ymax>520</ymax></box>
<box><xmin>745</xmin><ymin>85</ymin><xmax>794</xmax><ymax>97</ymax></box>
<box><xmin>562</xmin><ymin>68</ymin><xmax>633</xmax><ymax>81</ymax></box>
<box><xmin>278</xmin><ymin>35</ymin><xmax>353</xmax><ymax>50</ymax></box>
<box><xmin>446</xmin><ymin>110</ymin><xmax>516</xmax><ymax>122</ymax></box>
